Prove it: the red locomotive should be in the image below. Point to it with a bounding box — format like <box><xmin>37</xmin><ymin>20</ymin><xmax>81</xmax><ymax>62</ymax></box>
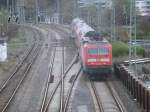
<box><xmin>71</xmin><ymin>18</ymin><xmax>112</xmax><ymax>76</ymax></box>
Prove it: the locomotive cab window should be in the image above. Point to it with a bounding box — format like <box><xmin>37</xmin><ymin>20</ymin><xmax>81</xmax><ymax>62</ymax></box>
<box><xmin>99</xmin><ymin>48</ymin><xmax>109</xmax><ymax>55</ymax></box>
<box><xmin>88</xmin><ymin>48</ymin><xmax>98</xmax><ymax>55</ymax></box>
<box><xmin>88</xmin><ymin>48</ymin><xmax>109</xmax><ymax>55</ymax></box>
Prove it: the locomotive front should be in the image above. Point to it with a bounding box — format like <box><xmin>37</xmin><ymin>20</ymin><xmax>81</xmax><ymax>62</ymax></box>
<box><xmin>81</xmin><ymin>42</ymin><xmax>112</xmax><ymax>75</ymax></box>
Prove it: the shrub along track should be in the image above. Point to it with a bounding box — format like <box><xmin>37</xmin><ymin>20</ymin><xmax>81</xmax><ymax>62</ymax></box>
<box><xmin>0</xmin><ymin>26</ymin><xmax>43</xmax><ymax>112</ymax></box>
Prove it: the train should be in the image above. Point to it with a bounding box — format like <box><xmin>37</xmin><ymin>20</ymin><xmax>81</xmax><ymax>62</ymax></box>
<box><xmin>71</xmin><ymin>18</ymin><xmax>112</xmax><ymax>77</ymax></box>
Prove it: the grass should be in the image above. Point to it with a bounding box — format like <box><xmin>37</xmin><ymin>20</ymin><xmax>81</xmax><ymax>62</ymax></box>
<box><xmin>137</xmin><ymin>35</ymin><xmax>150</xmax><ymax>39</ymax></box>
<box><xmin>112</xmin><ymin>41</ymin><xmax>129</xmax><ymax>57</ymax></box>
<box><xmin>0</xmin><ymin>27</ymin><xmax>29</xmax><ymax>69</ymax></box>
<box><xmin>111</xmin><ymin>41</ymin><xmax>145</xmax><ymax>58</ymax></box>
<box><xmin>8</xmin><ymin>28</ymin><xmax>27</xmax><ymax>49</ymax></box>
<box><xmin>0</xmin><ymin>58</ymin><xmax>16</xmax><ymax>72</ymax></box>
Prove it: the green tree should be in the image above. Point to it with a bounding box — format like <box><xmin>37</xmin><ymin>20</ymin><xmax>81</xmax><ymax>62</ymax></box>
<box><xmin>114</xmin><ymin>0</ymin><xmax>130</xmax><ymax>25</ymax></box>
<box><xmin>138</xmin><ymin>17</ymin><xmax>150</xmax><ymax>36</ymax></box>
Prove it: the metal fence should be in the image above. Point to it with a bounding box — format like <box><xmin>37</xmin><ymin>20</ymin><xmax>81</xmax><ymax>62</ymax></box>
<box><xmin>114</xmin><ymin>64</ymin><xmax>150</xmax><ymax>112</ymax></box>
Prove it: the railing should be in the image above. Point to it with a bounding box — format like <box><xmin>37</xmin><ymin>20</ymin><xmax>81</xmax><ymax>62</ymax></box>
<box><xmin>114</xmin><ymin>64</ymin><xmax>150</xmax><ymax>111</ymax></box>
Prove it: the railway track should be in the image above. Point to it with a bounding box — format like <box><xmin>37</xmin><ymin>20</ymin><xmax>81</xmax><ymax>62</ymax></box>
<box><xmin>0</xmin><ymin>27</ymin><xmax>39</xmax><ymax>92</ymax></box>
<box><xmin>60</xmin><ymin>42</ymin><xmax>65</xmax><ymax>112</ymax></box>
<box><xmin>63</xmin><ymin>68</ymin><xmax>81</xmax><ymax>112</ymax></box>
<box><xmin>0</xmin><ymin>45</ymin><xmax>35</xmax><ymax>92</ymax></box>
<box><xmin>39</xmin><ymin>34</ymin><xmax>79</xmax><ymax>112</ymax></box>
<box><xmin>40</xmin><ymin>46</ymin><xmax>56</xmax><ymax>112</ymax></box>
<box><xmin>40</xmin><ymin>52</ymin><xmax>80</xmax><ymax>112</ymax></box>
<box><xmin>36</xmin><ymin>24</ymin><xmax>80</xmax><ymax>112</ymax></box>
<box><xmin>89</xmin><ymin>78</ymin><xmax>127</xmax><ymax>112</ymax></box>
<box><xmin>0</xmin><ymin>27</ymin><xmax>43</xmax><ymax>112</ymax></box>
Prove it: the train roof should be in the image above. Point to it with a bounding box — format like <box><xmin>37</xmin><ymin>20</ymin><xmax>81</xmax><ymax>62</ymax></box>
<box><xmin>79</xmin><ymin>25</ymin><xmax>94</xmax><ymax>36</ymax></box>
<box><xmin>72</xmin><ymin>18</ymin><xmax>94</xmax><ymax>32</ymax></box>
<box><xmin>72</xmin><ymin>18</ymin><xmax>109</xmax><ymax>44</ymax></box>
<box><xmin>72</xmin><ymin>18</ymin><xmax>83</xmax><ymax>23</ymax></box>
<box><xmin>81</xmin><ymin>35</ymin><xmax>109</xmax><ymax>45</ymax></box>
<box><xmin>72</xmin><ymin>18</ymin><xmax>84</xmax><ymax>26</ymax></box>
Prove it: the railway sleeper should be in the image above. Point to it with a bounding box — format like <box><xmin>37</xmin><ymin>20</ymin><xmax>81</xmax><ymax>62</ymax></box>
<box><xmin>69</xmin><ymin>75</ymin><xmax>76</xmax><ymax>83</ymax></box>
<box><xmin>49</xmin><ymin>75</ymin><xmax>54</xmax><ymax>83</ymax></box>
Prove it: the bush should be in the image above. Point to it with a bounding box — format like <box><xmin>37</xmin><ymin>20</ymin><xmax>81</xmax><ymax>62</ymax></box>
<box><xmin>136</xmin><ymin>46</ymin><xmax>145</xmax><ymax>56</ymax></box>
<box><xmin>112</xmin><ymin>41</ymin><xmax>129</xmax><ymax>57</ymax></box>
<box><xmin>112</xmin><ymin>41</ymin><xmax>145</xmax><ymax>57</ymax></box>
<box><xmin>137</xmin><ymin>35</ymin><xmax>150</xmax><ymax>40</ymax></box>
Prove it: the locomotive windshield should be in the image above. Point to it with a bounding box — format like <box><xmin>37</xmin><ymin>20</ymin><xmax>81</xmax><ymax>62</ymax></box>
<box><xmin>88</xmin><ymin>48</ymin><xmax>98</xmax><ymax>55</ymax></box>
<box><xmin>99</xmin><ymin>48</ymin><xmax>109</xmax><ymax>55</ymax></box>
<box><xmin>88</xmin><ymin>48</ymin><xmax>109</xmax><ymax>55</ymax></box>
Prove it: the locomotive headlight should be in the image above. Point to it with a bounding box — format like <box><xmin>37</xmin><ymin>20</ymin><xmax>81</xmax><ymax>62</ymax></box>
<box><xmin>88</xmin><ymin>59</ymin><xmax>96</xmax><ymax>62</ymax></box>
<box><xmin>100</xmin><ymin>58</ymin><xmax>110</xmax><ymax>62</ymax></box>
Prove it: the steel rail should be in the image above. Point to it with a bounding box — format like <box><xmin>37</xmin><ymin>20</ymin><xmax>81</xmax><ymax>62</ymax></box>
<box><xmin>0</xmin><ymin>46</ymin><xmax>34</xmax><ymax>92</ymax></box>
<box><xmin>1</xmin><ymin>45</ymin><xmax>40</xmax><ymax>112</ymax></box>
<box><xmin>0</xmin><ymin>27</ymin><xmax>43</xmax><ymax>112</ymax></box>
<box><xmin>40</xmin><ymin>47</ymin><xmax>56</xmax><ymax>112</ymax></box>
<box><xmin>90</xmin><ymin>81</ymin><xmax>105</xmax><ymax>112</ymax></box>
<box><xmin>60</xmin><ymin>45</ymin><xmax>65</xmax><ymax>112</ymax></box>
<box><xmin>106</xmin><ymin>81</ymin><xmax>126</xmax><ymax>112</ymax></box>
<box><xmin>38</xmin><ymin>25</ymin><xmax>78</xmax><ymax>112</ymax></box>
<box><xmin>63</xmin><ymin>68</ymin><xmax>81</xmax><ymax>112</ymax></box>
<box><xmin>89</xmin><ymin>77</ymin><xmax>126</xmax><ymax>112</ymax></box>
<box><xmin>42</xmin><ymin>54</ymin><xmax>78</xmax><ymax>112</ymax></box>
<box><xmin>124</xmin><ymin>58</ymin><xmax>150</xmax><ymax>65</ymax></box>
<box><xmin>0</xmin><ymin>26</ymin><xmax>40</xmax><ymax>92</ymax></box>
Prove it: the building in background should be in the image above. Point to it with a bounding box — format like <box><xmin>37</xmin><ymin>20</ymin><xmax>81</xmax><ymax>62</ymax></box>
<box><xmin>77</xmin><ymin>0</ymin><xmax>112</xmax><ymax>9</ymax></box>
<box><xmin>94</xmin><ymin>0</ymin><xmax>112</xmax><ymax>9</ymax></box>
<box><xmin>136</xmin><ymin>0</ymin><xmax>150</xmax><ymax>16</ymax></box>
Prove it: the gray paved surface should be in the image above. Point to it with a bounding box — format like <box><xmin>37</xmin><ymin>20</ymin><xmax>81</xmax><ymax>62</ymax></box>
<box><xmin>71</xmin><ymin>75</ymin><xmax>95</xmax><ymax>112</ymax></box>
